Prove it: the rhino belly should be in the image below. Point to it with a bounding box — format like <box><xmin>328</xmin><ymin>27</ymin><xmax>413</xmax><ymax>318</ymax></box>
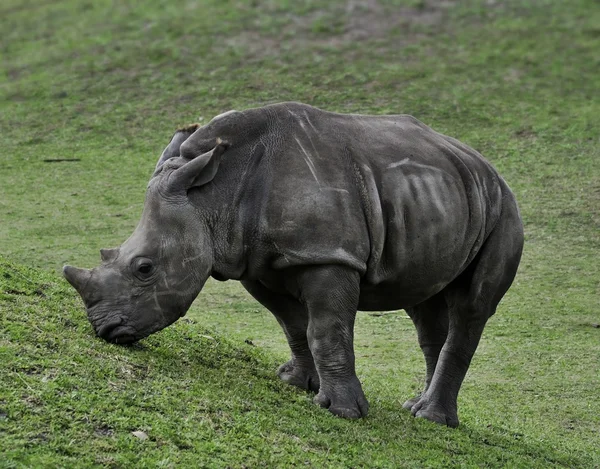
<box><xmin>357</xmin><ymin>278</ymin><xmax>452</xmax><ymax>311</ymax></box>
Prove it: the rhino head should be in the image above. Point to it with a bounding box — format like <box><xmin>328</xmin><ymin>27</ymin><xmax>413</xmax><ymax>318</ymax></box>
<box><xmin>63</xmin><ymin>129</ymin><xmax>229</xmax><ymax>344</ymax></box>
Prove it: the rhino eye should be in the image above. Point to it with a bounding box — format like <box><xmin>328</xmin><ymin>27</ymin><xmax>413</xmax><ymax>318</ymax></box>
<box><xmin>132</xmin><ymin>257</ymin><xmax>155</xmax><ymax>279</ymax></box>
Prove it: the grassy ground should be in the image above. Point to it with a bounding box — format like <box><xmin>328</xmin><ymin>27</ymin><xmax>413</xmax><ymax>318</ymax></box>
<box><xmin>1</xmin><ymin>0</ymin><xmax>599</xmax><ymax>467</ymax></box>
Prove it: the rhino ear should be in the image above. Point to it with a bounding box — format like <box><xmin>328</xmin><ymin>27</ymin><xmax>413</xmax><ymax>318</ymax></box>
<box><xmin>155</xmin><ymin>124</ymin><xmax>201</xmax><ymax>171</ymax></box>
<box><xmin>100</xmin><ymin>248</ymin><xmax>118</xmax><ymax>263</ymax></box>
<box><xmin>168</xmin><ymin>139</ymin><xmax>230</xmax><ymax>191</ymax></box>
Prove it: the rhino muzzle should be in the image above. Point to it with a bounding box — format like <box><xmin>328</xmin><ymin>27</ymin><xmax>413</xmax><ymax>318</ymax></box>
<box><xmin>93</xmin><ymin>316</ymin><xmax>137</xmax><ymax>344</ymax></box>
<box><xmin>63</xmin><ymin>265</ymin><xmax>139</xmax><ymax>344</ymax></box>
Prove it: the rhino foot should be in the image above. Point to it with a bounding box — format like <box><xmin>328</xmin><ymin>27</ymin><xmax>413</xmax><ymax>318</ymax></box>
<box><xmin>410</xmin><ymin>396</ymin><xmax>459</xmax><ymax>428</ymax></box>
<box><xmin>402</xmin><ymin>394</ymin><xmax>422</xmax><ymax>411</ymax></box>
<box><xmin>313</xmin><ymin>377</ymin><xmax>369</xmax><ymax>419</ymax></box>
<box><xmin>277</xmin><ymin>360</ymin><xmax>320</xmax><ymax>393</ymax></box>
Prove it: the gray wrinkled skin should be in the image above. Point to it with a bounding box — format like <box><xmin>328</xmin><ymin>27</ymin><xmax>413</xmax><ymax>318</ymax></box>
<box><xmin>64</xmin><ymin>102</ymin><xmax>524</xmax><ymax>425</ymax></box>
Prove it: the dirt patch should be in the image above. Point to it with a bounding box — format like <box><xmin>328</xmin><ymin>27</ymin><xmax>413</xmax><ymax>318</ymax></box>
<box><xmin>217</xmin><ymin>0</ymin><xmax>457</xmax><ymax>61</ymax></box>
<box><xmin>94</xmin><ymin>424</ymin><xmax>114</xmax><ymax>437</ymax></box>
<box><xmin>338</xmin><ymin>0</ymin><xmax>455</xmax><ymax>43</ymax></box>
<box><xmin>514</xmin><ymin>126</ymin><xmax>538</xmax><ymax>140</ymax></box>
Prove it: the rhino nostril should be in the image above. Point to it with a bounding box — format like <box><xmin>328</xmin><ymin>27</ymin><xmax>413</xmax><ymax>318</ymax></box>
<box><xmin>96</xmin><ymin>317</ymin><xmax>124</xmax><ymax>339</ymax></box>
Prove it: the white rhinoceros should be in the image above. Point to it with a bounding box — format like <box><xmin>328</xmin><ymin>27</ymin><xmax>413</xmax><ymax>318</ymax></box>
<box><xmin>64</xmin><ymin>102</ymin><xmax>524</xmax><ymax>426</ymax></box>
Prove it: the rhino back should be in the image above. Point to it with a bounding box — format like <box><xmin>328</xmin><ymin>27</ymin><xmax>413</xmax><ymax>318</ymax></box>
<box><xmin>259</xmin><ymin>104</ymin><xmax>504</xmax><ymax>307</ymax></box>
<box><xmin>191</xmin><ymin>103</ymin><xmax>507</xmax><ymax>308</ymax></box>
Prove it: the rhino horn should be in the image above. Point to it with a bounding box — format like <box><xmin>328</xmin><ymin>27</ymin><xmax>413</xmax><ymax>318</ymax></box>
<box><xmin>168</xmin><ymin>139</ymin><xmax>230</xmax><ymax>191</ymax></box>
<box><xmin>100</xmin><ymin>248</ymin><xmax>118</xmax><ymax>263</ymax></box>
<box><xmin>63</xmin><ymin>265</ymin><xmax>93</xmax><ymax>296</ymax></box>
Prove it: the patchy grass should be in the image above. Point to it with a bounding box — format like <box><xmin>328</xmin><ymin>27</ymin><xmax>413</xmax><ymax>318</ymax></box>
<box><xmin>1</xmin><ymin>0</ymin><xmax>599</xmax><ymax>467</ymax></box>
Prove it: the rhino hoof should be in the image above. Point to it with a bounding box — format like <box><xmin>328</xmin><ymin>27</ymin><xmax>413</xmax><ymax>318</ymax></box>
<box><xmin>313</xmin><ymin>378</ymin><xmax>369</xmax><ymax>419</ymax></box>
<box><xmin>411</xmin><ymin>398</ymin><xmax>459</xmax><ymax>428</ymax></box>
<box><xmin>277</xmin><ymin>360</ymin><xmax>320</xmax><ymax>393</ymax></box>
<box><xmin>402</xmin><ymin>395</ymin><xmax>422</xmax><ymax>410</ymax></box>
<box><xmin>415</xmin><ymin>409</ymin><xmax>459</xmax><ymax>428</ymax></box>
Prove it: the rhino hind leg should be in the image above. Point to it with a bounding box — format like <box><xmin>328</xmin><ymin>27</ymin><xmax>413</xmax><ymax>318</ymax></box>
<box><xmin>403</xmin><ymin>293</ymin><xmax>449</xmax><ymax>410</ymax></box>
<box><xmin>240</xmin><ymin>280</ymin><xmax>319</xmax><ymax>393</ymax></box>
<box><xmin>409</xmin><ymin>196</ymin><xmax>524</xmax><ymax>428</ymax></box>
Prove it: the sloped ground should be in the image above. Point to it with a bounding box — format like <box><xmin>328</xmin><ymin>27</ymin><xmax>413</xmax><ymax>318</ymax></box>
<box><xmin>0</xmin><ymin>257</ymin><xmax>595</xmax><ymax>468</ymax></box>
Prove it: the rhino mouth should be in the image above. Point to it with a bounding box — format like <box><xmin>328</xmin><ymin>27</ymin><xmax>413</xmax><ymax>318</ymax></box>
<box><xmin>95</xmin><ymin>317</ymin><xmax>138</xmax><ymax>345</ymax></box>
<box><xmin>103</xmin><ymin>326</ymin><xmax>138</xmax><ymax>345</ymax></box>
<box><xmin>110</xmin><ymin>332</ymin><xmax>137</xmax><ymax>345</ymax></box>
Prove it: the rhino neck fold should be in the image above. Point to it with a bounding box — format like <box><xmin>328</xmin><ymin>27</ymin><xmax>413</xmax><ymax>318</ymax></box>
<box><xmin>187</xmin><ymin>110</ymin><xmax>276</xmax><ymax>282</ymax></box>
<box><xmin>203</xmin><ymin>208</ymin><xmax>250</xmax><ymax>282</ymax></box>
<box><xmin>193</xmin><ymin>144</ymin><xmax>268</xmax><ymax>282</ymax></box>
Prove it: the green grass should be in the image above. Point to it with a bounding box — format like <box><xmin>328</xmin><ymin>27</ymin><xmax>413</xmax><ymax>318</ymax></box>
<box><xmin>1</xmin><ymin>0</ymin><xmax>599</xmax><ymax>467</ymax></box>
<box><xmin>0</xmin><ymin>258</ymin><xmax>595</xmax><ymax>468</ymax></box>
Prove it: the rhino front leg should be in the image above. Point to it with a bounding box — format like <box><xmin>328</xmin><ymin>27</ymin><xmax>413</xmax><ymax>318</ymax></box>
<box><xmin>241</xmin><ymin>280</ymin><xmax>319</xmax><ymax>392</ymax></box>
<box><xmin>295</xmin><ymin>265</ymin><xmax>368</xmax><ymax>419</ymax></box>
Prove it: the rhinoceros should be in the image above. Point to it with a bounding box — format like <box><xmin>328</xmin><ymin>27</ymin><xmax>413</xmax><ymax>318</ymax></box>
<box><xmin>63</xmin><ymin>102</ymin><xmax>523</xmax><ymax>426</ymax></box>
